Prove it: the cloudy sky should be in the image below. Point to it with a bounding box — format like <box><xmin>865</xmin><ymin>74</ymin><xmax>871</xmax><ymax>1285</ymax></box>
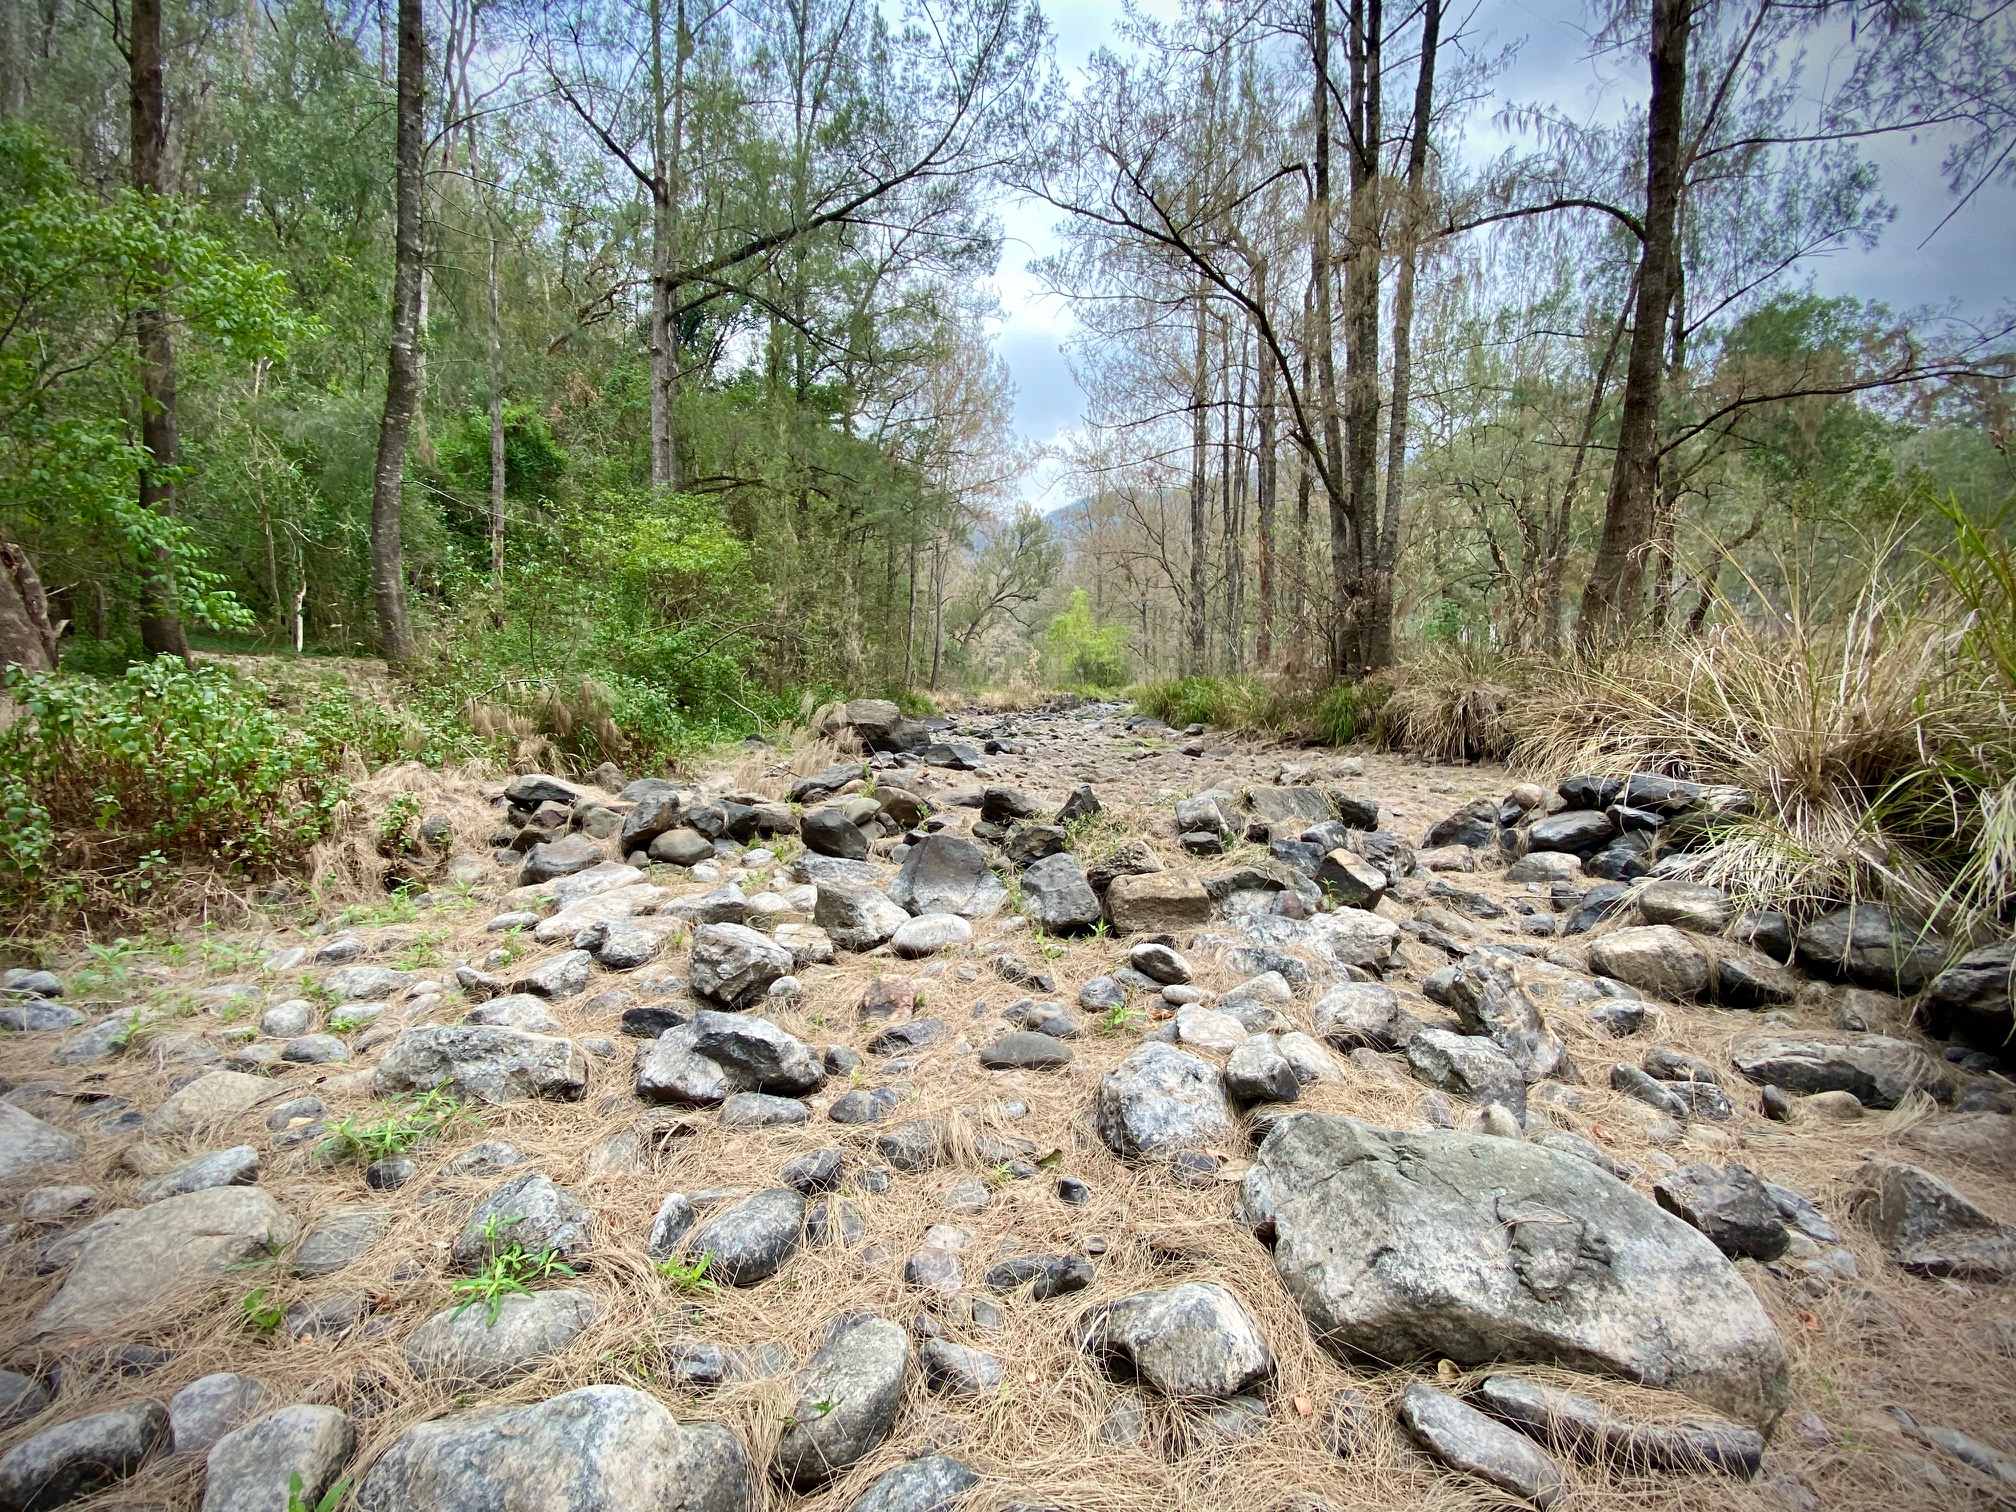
<box><xmin>989</xmin><ymin>0</ymin><xmax>2016</xmax><ymax>508</ymax></box>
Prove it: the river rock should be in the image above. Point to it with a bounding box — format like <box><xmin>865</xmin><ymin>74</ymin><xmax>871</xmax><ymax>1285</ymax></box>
<box><xmin>635</xmin><ymin>1011</ymin><xmax>824</xmax><ymax>1104</ymax></box>
<box><xmin>685</xmin><ymin>1188</ymin><xmax>804</xmax><ymax>1285</ymax></box>
<box><xmin>889</xmin><ymin>836</ymin><xmax>1008</xmax><ymax>918</ymax></box>
<box><xmin>1729</xmin><ymin>1032</ymin><xmax>1952</xmax><ymax>1108</ymax></box>
<box><xmin>891</xmin><ymin>914</ymin><xmax>972</xmax><ymax>956</ymax></box>
<box><xmin>1475</xmin><ymin>1375</ymin><xmax>1765</xmax><ymax>1477</ymax></box>
<box><xmin>0</xmin><ymin>1401</ymin><xmax>167</xmax><ymax>1510</ymax></box>
<box><xmin>1020</xmin><ymin>852</ymin><xmax>1102</xmax><ymax>933</ymax></box>
<box><xmin>450</xmin><ymin>1173</ymin><xmax>592</xmax><ymax>1269</ymax></box>
<box><xmin>774</xmin><ymin>1315</ymin><xmax>910</xmax><ymax>1489</ymax></box>
<box><xmin>351</xmin><ymin>1385</ymin><xmax>752</xmax><ymax>1512</ymax></box>
<box><xmin>375</xmin><ymin>1025</ymin><xmax>586</xmax><ymax>1105</ymax></box>
<box><xmin>1795</xmin><ymin>904</ymin><xmax>1947</xmax><ymax>993</ymax></box>
<box><xmin>844</xmin><ymin>1455</ymin><xmax>978</xmax><ymax>1512</ymax></box>
<box><xmin>200</xmin><ymin>1404</ymin><xmax>353</xmax><ymax>1512</ymax></box>
<box><xmin>144</xmin><ymin>1070</ymin><xmax>272</xmax><ymax>1137</ymax></box>
<box><xmin>1242</xmin><ymin>1115</ymin><xmax>1791</xmax><ymax>1429</ymax></box>
<box><xmin>687</xmin><ymin>923</ymin><xmax>793</xmax><ymax>1006</ymax></box>
<box><xmin>1398</xmin><ymin>1384</ymin><xmax>1569</xmax><ymax>1507</ymax></box>
<box><xmin>1846</xmin><ymin>1158</ymin><xmax>2016</xmax><ymax>1280</ymax></box>
<box><xmin>1921</xmin><ymin>940</ymin><xmax>2015</xmax><ymax>1060</ymax></box>
<box><xmin>814</xmin><ymin>884</ymin><xmax>909</xmax><ymax>952</ymax></box>
<box><xmin>1527</xmin><ymin>810</ymin><xmax>1617</xmax><ymax>856</ymax></box>
<box><xmin>134</xmin><ymin>1146</ymin><xmax>258</xmax><ymax>1204</ymax></box>
<box><xmin>1405</xmin><ymin>1029</ymin><xmax>1528</xmax><ymax>1118</ymax></box>
<box><xmin>0</xmin><ymin>1104</ymin><xmax>83</xmax><ymax>1184</ymax></box>
<box><xmin>29</xmin><ymin>1187</ymin><xmax>300</xmax><ymax>1342</ymax></box>
<box><xmin>1104</xmin><ymin>873</ymin><xmax>1213</xmax><ymax>933</ymax></box>
<box><xmin>1076</xmin><ymin>1282</ymin><xmax>1273</xmax><ymax>1399</ymax></box>
<box><xmin>1588</xmin><ymin>926</ymin><xmax>1710</xmax><ymax>1001</ymax></box>
<box><xmin>169</xmin><ymin>1374</ymin><xmax>269</xmax><ymax>1457</ymax></box>
<box><xmin>1096</xmin><ymin>1043</ymin><xmax>1233</xmax><ymax>1160</ymax></box>
<box><xmin>1652</xmin><ymin>1164</ymin><xmax>1790</xmax><ymax>1261</ymax></box>
<box><xmin>1438</xmin><ymin>957</ymin><xmax>1573</xmax><ymax>1082</ymax></box>
<box><xmin>403</xmin><ymin>1290</ymin><xmax>600</xmax><ymax>1384</ymax></box>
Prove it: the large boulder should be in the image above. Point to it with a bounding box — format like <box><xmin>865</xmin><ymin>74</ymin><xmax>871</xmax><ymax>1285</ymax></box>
<box><xmin>1437</xmin><ymin>957</ymin><xmax>1574</xmax><ymax>1083</ymax></box>
<box><xmin>1587</xmin><ymin>926</ymin><xmax>1710</xmax><ymax>1002</ymax></box>
<box><xmin>1795</xmin><ymin>904</ymin><xmax>1948</xmax><ymax>993</ymax></box>
<box><xmin>1847</xmin><ymin>1158</ymin><xmax>2016</xmax><ymax>1280</ymax></box>
<box><xmin>0</xmin><ymin>1401</ymin><xmax>167</xmax><ymax>1510</ymax></box>
<box><xmin>1103</xmin><ymin>873</ymin><xmax>1213</xmax><ymax>934</ymax></box>
<box><xmin>375</xmin><ymin>1025</ymin><xmax>586</xmax><ymax>1105</ymax></box>
<box><xmin>29</xmin><ymin>1186</ymin><xmax>300</xmax><ymax>1342</ymax></box>
<box><xmin>1728</xmin><ymin>1032</ymin><xmax>1952</xmax><ymax>1109</ymax></box>
<box><xmin>774</xmin><ymin>1315</ymin><xmax>910</xmax><ymax>1489</ymax></box>
<box><xmin>351</xmin><ymin>1385</ymin><xmax>751</xmax><ymax>1512</ymax></box>
<box><xmin>0</xmin><ymin>1103</ymin><xmax>83</xmax><ymax>1184</ymax></box>
<box><xmin>1020</xmin><ymin>853</ymin><xmax>1101</xmax><ymax>933</ymax></box>
<box><xmin>1920</xmin><ymin>940</ymin><xmax>2014</xmax><ymax>1060</ymax></box>
<box><xmin>519</xmin><ymin>833</ymin><xmax>606</xmax><ymax>885</ymax></box>
<box><xmin>1242</xmin><ymin>1115</ymin><xmax>1791</xmax><ymax>1430</ymax></box>
<box><xmin>813</xmin><ymin>885</ymin><xmax>908</xmax><ymax>952</ymax></box>
<box><xmin>634</xmin><ymin>1011</ymin><xmax>823</xmax><ymax>1106</ymax></box>
<box><xmin>1527</xmin><ymin>810</ymin><xmax>1617</xmax><ymax>856</ymax></box>
<box><xmin>1075</xmin><ymin>1282</ymin><xmax>1274</xmax><ymax>1399</ymax></box>
<box><xmin>687</xmin><ymin>923</ymin><xmax>794</xmax><ymax>1006</ymax></box>
<box><xmin>200</xmin><ymin>1404</ymin><xmax>353</xmax><ymax>1512</ymax></box>
<box><xmin>1095</xmin><ymin>1043</ymin><xmax>1233</xmax><ymax>1160</ymax></box>
<box><xmin>888</xmin><ymin>836</ymin><xmax>1008</xmax><ymax>919</ymax></box>
<box><xmin>403</xmin><ymin>1290</ymin><xmax>600</xmax><ymax>1385</ymax></box>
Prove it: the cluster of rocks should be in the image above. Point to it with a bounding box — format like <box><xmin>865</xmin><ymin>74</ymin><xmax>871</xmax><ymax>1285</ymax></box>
<box><xmin>5</xmin><ymin>703</ymin><xmax>2016</xmax><ymax>1512</ymax></box>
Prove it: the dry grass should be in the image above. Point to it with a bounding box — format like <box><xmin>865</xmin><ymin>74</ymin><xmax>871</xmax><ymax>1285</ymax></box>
<box><xmin>3</xmin><ymin>722</ymin><xmax>2014</xmax><ymax>1512</ymax></box>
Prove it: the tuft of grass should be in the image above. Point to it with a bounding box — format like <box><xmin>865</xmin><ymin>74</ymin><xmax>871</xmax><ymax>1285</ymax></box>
<box><xmin>288</xmin><ymin>1472</ymin><xmax>349</xmax><ymax>1512</ymax></box>
<box><xmin>317</xmin><ymin>1084</ymin><xmax>471</xmax><ymax>1162</ymax></box>
<box><xmin>1381</xmin><ymin>641</ymin><xmax>1524</xmax><ymax>763</ymax></box>
<box><xmin>655</xmin><ymin>1252</ymin><xmax>718</xmax><ymax>1295</ymax></box>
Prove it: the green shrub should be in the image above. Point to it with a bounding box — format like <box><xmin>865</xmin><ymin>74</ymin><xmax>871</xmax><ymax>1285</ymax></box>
<box><xmin>1044</xmin><ymin>589</ymin><xmax>1129</xmax><ymax>688</ymax></box>
<box><xmin>0</xmin><ymin>658</ymin><xmax>346</xmax><ymax>917</ymax></box>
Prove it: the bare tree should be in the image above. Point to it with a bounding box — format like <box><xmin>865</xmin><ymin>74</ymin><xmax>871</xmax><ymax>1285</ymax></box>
<box><xmin>370</xmin><ymin>0</ymin><xmax>425</xmax><ymax>663</ymax></box>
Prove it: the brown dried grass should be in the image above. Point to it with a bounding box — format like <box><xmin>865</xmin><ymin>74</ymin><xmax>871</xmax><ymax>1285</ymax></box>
<box><xmin>3</xmin><ymin>735</ymin><xmax>2014</xmax><ymax>1512</ymax></box>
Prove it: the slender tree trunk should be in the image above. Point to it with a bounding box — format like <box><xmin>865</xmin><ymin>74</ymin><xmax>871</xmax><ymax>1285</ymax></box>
<box><xmin>1369</xmin><ymin>0</ymin><xmax>1438</xmax><ymax>671</ymax></box>
<box><xmin>370</xmin><ymin>0</ymin><xmax>423</xmax><ymax>664</ymax></box>
<box><xmin>1543</xmin><ymin>287</ymin><xmax>1632</xmax><ymax>655</ymax></box>
<box><xmin>128</xmin><ymin>0</ymin><xmax>191</xmax><ymax>662</ymax></box>
<box><xmin>1341</xmin><ymin>0</ymin><xmax>1382</xmax><ymax>671</ymax></box>
<box><xmin>1187</xmin><ymin>279</ymin><xmax>1209</xmax><ymax>675</ymax></box>
<box><xmin>1579</xmin><ymin>0</ymin><xmax>1693</xmax><ymax>644</ymax></box>
<box><xmin>1255</xmin><ymin>293</ymin><xmax>1278</xmax><ymax>669</ymax></box>
<box><xmin>1648</xmin><ymin>264</ymin><xmax>1688</xmax><ymax>632</ymax></box>
<box><xmin>1310</xmin><ymin>0</ymin><xmax>1348</xmax><ymax>677</ymax></box>
<box><xmin>487</xmin><ymin>224</ymin><xmax>506</xmax><ymax>605</ymax></box>
<box><xmin>647</xmin><ymin>0</ymin><xmax>680</xmax><ymax>488</ymax></box>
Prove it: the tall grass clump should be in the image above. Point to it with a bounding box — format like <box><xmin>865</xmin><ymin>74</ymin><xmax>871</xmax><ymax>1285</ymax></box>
<box><xmin>1504</xmin><ymin>521</ymin><xmax>2016</xmax><ymax>931</ymax></box>
<box><xmin>1382</xmin><ymin>641</ymin><xmax>1529</xmax><ymax>763</ymax></box>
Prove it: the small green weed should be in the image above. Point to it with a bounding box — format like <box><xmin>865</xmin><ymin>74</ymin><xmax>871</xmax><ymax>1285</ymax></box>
<box><xmin>317</xmin><ymin>1084</ymin><xmax>471</xmax><ymax>1162</ymax></box>
<box><xmin>288</xmin><ymin>1471</ymin><xmax>350</xmax><ymax>1512</ymax></box>
<box><xmin>451</xmin><ymin>1217</ymin><xmax>576</xmax><ymax>1324</ymax></box>
<box><xmin>654</xmin><ymin>1252</ymin><xmax>718</xmax><ymax>1295</ymax></box>
<box><xmin>241</xmin><ymin>1287</ymin><xmax>286</xmax><ymax>1336</ymax></box>
<box><xmin>1094</xmin><ymin>1002</ymin><xmax>1144</xmax><ymax>1036</ymax></box>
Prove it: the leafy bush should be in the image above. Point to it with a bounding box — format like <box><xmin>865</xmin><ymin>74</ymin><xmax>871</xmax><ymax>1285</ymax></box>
<box><xmin>1044</xmin><ymin>589</ymin><xmax>1129</xmax><ymax>687</ymax></box>
<box><xmin>0</xmin><ymin>658</ymin><xmax>346</xmax><ymax>917</ymax></box>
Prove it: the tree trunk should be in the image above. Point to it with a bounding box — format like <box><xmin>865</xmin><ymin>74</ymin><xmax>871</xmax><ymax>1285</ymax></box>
<box><xmin>1369</xmin><ymin>0</ymin><xmax>1439</xmax><ymax>671</ymax></box>
<box><xmin>1310</xmin><ymin>0</ymin><xmax>1348</xmax><ymax>678</ymax></box>
<box><xmin>1341</xmin><ymin>0</ymin><xmax>1383</xmax><ymax>671</ymax></box>
<box><xmin>1543</xmin><ymin>288</ymin><xmax>1632</xmax><ymax>655</ymax></box>
<box><xmin>1255</xmin><ymin>293</ymin><xmax>1278</xmax><ymax>669</ymax></box>
<box><xmin>128</xmin><ymin>0</ymin><xmax>191</xmax><ymax>662</ymax></box>
<box><xmin>487</xmin><ymin>227</ymin><xmax>506</xmax><ymax>605</ymax></box>
<box><xmin>1578</xmin><ymin>0</ymin><xmax>1693</xmax><ymax>645</ymax></box>
<box><xmin>0</xmin><ymin>542</ymin><xmax>59</xmax><ymax>672</ymax></box>
<box><xmin>370</xmin><ymin>0</ymin><xmax>423</xmax><ymax>664</ymax></box>
<box><xmin>1187</xmin><ymin>279</ymin><xmax>1209</xmax><ymax>675</ymax></box>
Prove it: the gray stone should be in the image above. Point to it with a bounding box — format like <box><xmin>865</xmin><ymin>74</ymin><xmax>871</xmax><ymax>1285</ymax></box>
<box><xmin>1475</xmin><ymin>1375</ymin><xmax>1765</xmax><ymax>1477</ymax></box>
<box><xmin>1076</xmin><ymin>1282</ymin><xmax>1273</xmax><ymax>1399</ymax></box>
<box><xmin>1405</xmin><ymin>1029</ymin><xmax>1528</xmax><ymax>1118</ymax></box>
<box><xmin>135</xmin><ymin>1146</ymin><xmax>258</xmax><ymax>1204</ymax></box>
<box><xmin>635</xmin><ymin>1011</ymin><xmax>823</xmax><ymax>1104</ymax></box>
<box><xmin>259</xmin><ymin>1001</ymin><xmax>314</xmax><ymax>1038</ymax></box>
<box><xmin>1128</xmin><ymin>943</ymin><xmax>1192</xmax><ymax>984</ymax></box>
<box><xmin>351</xmin><ymin>1385</ymin><xmax>751</xmax><ymax>1512</ymax></box>
<box><xmin>169</xmin><ymin>1374</ymin><xmax>269</xmax><ymax>1457</ymax></box>
<box><xmin>1653</xmin><ymin>1165</ymin><xmax>1790</xmax><ymax>1261</ymax></box>
<box><xmin>520</xmin><ymin>833</ymin><xmax>606</xmax><ymax>884</ymax></box>
<box><xmin>281</xmin><ymin>1033</ymin><xmax>350</xmax><ymax>1064</ymax></box>
<box><xmin>1711</xmin><ymin>947</ymin><xmax>1797</xmax><ymax>1008</ymax></box>
<box><xmin>0</xmin><ymin>1104</ymin><xmax>83</xmax><ymax>1185</ymax></box>
<box><xmin>1507</xmin><ymin>852</ymin><xmax>1581</xmax><ymax>883</ymax></box>
<box><xmin>889</xmin><ymin>836</ymin><xmax>1008</xmax><ymax>919</ymax></box>
<box><xmin>1315</xmin><ymin>849</ymin><xmax>1388</xmax><ymax>909</ymax></box>
<box><xmin>1847</xmin><ymin>1158</ymin><xmax>2016</xmax><ymax>1280</ymax></box>
<box><xmin>1242</xmin><ymin>1115</ymin><xmax>1792</xmax><ymax>1429</ymax></box>
<box><xmin>647</xmin><ymin>1194</ymin><xmax>696</xmax><ymax>1258</ymax></box>
<box><xmin>774</xmin><ymin>1315</ymin><xmax>910</xmax><ymax>1489</ymax></box>
<box><xmin>919</xmin><ymin>1340</ymin><xmax>1004</xmax><ymax>1397</ymax></box>
<box><xmin>685</xmin><ymin>1188</ymin><xmax>804</xmax><ymax>1285</ymax></box>
<box><xmin>979</xmin><ymin>1032</ymin><xmax>1073</xmax><ymax>1070</ymax></box>
<box><xmin>520</xmin><ymin>949</ymin><xmax>592</xmax><ymax>1000</ymax></box>
<box><xmin>1313</xmin><ymin>982</ymin><xmax>1402</xmax><ymax>1050</ymax></box>
<box><xmin>0</xmin><ymin>1401</ymin><xmax>166</xmax><ymax>1510</ymax></box>
<box><xmin>1020</xmin><ymin>852</ymin><xmax>1101</xmax><ymax>933</ymax></box>
<box><xmin>200</xmin><ymin>1404</ymin><xmax>352</xmax><ymax>1512</ymax></box>
<box><xmin>1103</xmin><ymin>873</ymin><xmax>1213</xmax><ymax>934</ymax></box>
<box><xmin>1637</xmin><ymin>879</ymin><xmax>1732</xmax><ymax>933</ymax></box>
<box><xmin>1796</xmin><ymin>904</ymin><xmax>1947</xmax><ymax>993</ymax></box>
<box><xmin>687</xmin><ymin>923</ymin><xmax>794</xmax><ymax>1006</ymax></box>
<box><xmin>1398</xmin><ymin>1384</ymin><xmax>1569</xmax><ymax>1507</ymax></box>
<box><xmin>294</xmin><ymin>1205</ymin><xmax>389</xmax><ymax>1278</ymax></box>
<box><xmin>780</xmin><ymin>1149</ymin><xmax>845</xmax><ymax>1195</ymax></box>
<box><xmin>403</xmin><ymin>1290</ymin><xmax>600</xmax><ymax>1384</ymax></box>
<box><xmin>1588</xmin><ymin>926</ymin><xmax>1710</xmax><ymax>1001</ymax></box>
<box><xmin>719</xmin><ymin>1092</ymin><xmax>810</xmax><ymax>1128</ymax></box>
<box><xmin>1729</xmin><ymin>1033</ymin><xmax>1952</xmax><ymax>1108</ymax></box>
<box><xmin>0</xmin><ymin>1372</ymin><xmax>47</xmax><ymax>1432</ymax></box>
<box><xmin>451</xmin><ymin>1173</ymin><xmax>592</xmax><ymax>1270</ymax></box>
<box><xmin>376</xmin><ymin>1025</ymin><xmax>586</xmax><ymax>1105</ymax></box>
<box><xmin>844</xmin><ymin>1456</ymin><xmax>978</xmax><ymax>1512</ymax></box>
<box><xmin>28</xmin><ymin>1187</ymin><xmax>300</xmax><ymax>1343</ymax></box>
<box><xmin>649</xmin><ymin>828</ymin><xmax>714</xmax><ymax>866</ymax></box>
<box><xmin>466</xmin><ymin>993</ymin><xmax>562</xmax><ymax>1033</ymax></box>
<box><xmin>1226</xmin><ymin>1034</ymin><xmax>1300</xmax><ymax>1104</ymax></box>
<box><xmin>1611</xmin><ymin>1062</ymin><xmax>1689</xmax><ymax>1119</ymax></box>
<box><xmin>891</xmin><ymin>914</ymin><xmax>972</xmax><ymax>957</ymax></box>
<box><xmin>812</xmin><ymin>882</ymin><xmax>908</xmax><ymax>953</ymax></box>
<box><xmin>1095</xmin><ymin>1043</ymin><xmax>1233</xmax><ymax>1160</ymax></box>
<box><xmin>143</xmin><ymin>1070</ymin><xmax>272</xmax><ymax>1137</ymax></box>
<box><xmin>1528</xmin><ymin>810</ymin><xmax>1617</xmax><ymax>856</ymax></box>
<box><xmin>1438</xmin><ymin>957</ymin><xmax>1574</xmax><ymax>1083</ymax></box>
<box><xmin>1921</xmin><ymin>940</ymin><xmax>2015</xmax><ymax>1059</ymax></box>
<box><xmin>801</xmin><ymin>807</ymin><xmax>869</xmax><ymax>861</ymax></box>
